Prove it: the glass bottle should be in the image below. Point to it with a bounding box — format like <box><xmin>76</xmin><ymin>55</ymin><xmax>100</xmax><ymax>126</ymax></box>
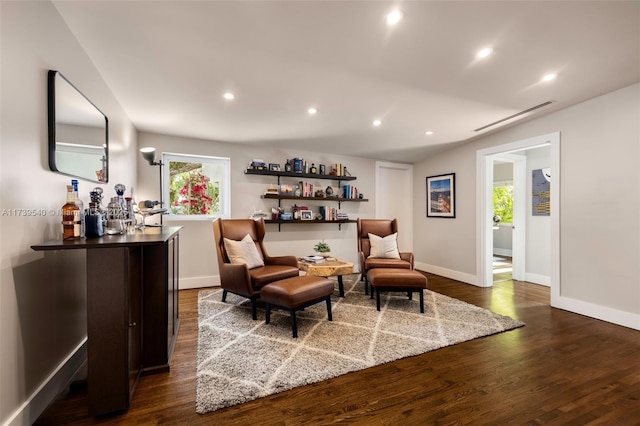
<box><xmin>310</xmin><ymin>163</ymin><xmax>317</xmax><ymax>174</ymax></box>
<box><xmin>62</xmin><ymin>185</ymin><xmax>80</xmax><ymax>240</ymax></box>
<box><xmin>71</xmin><ymin>179</ymin><xmax>85</xmax><ymax>238</ymax></box>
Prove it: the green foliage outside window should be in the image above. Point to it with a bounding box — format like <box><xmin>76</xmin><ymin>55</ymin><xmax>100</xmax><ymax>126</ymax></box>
<box><xmin>493</xmin><ymin>185</ymin><xmax>513</xmax><ymax>224</ymax></box>
<box><xmin>169</xmin><ymin>161</ymin><xmax>220</xmax><ymax>216</ymax></box>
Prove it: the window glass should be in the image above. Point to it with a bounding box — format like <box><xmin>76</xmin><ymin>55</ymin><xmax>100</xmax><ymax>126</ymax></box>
<box><xmin>163</xmin><ymin>153</ymin><xmax>230</xmax><ymax>219</ymax></box>
<box><xmin>493</xmin><ymin>185</ymin><xmax>514</xmax><ymax>224</ymax></box>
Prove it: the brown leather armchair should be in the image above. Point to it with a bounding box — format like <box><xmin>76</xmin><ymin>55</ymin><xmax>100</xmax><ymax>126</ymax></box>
<box><xmin>357</xmin><ymin>218</ymin><xmax>414</xmax><ymax>294</ymax></box>
<box><xmin>212</xmin><ymin>218</ymin><xmax>299</xmax><ymax>319</ymax></box>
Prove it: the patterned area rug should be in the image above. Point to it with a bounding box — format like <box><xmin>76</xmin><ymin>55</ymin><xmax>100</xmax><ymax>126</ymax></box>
<box><xmin>196</xmin><ymin>275</ymin><xmax>524</xmax><ymax>414</ymax></box>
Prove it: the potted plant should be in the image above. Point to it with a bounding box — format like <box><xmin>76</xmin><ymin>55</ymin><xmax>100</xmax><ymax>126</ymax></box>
<box><xmin>314</xmin><ymin>241</ymin><xmax>331</xmax><ymax>256</ymax></box>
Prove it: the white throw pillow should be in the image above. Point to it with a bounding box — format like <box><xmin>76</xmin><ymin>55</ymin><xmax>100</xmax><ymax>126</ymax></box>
<box><xmin>224</xmin><ymin>234</ymin><xmax>265</xmax><ymax>269</ymax></box>
<box><xmin>368</xmin><ymin>232</ymin><xmax>400</xmax><ymax>259</ymax></box>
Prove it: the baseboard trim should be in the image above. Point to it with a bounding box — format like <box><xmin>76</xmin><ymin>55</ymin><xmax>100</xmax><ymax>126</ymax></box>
<box><xmin>524</xmin><ymin>272</ymin><xmax>550</xmax><ymax>287</ymax></box>
<box><xmin>552</xmin><ymin>295</ymin><xmax>640</xmax><ymax>331</ymax></box>
<box><xmin>180</xmin><ymin>275</ymin><xmax>219</xmax><ymax>289</ymax></box>
<box><xmin>415</xmin><ymin>262</ymin><xmax>480</xmax><ymax>286</ymax></box>
<box><xmin>2</xmin><ymin>338</ymin><xmax>87</xmax><ymax>426</ymax></box>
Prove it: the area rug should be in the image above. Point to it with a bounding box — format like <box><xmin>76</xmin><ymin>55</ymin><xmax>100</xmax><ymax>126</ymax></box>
<box><xmin>196</xmin><ymin>275</ymin><xmax>524</xmax><ymax>414</ymax></box>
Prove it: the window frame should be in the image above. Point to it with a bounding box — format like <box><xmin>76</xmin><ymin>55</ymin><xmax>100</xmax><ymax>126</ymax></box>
<box><xmin>162</xmin><ymin>152</ymin><xmax>231</xmax><ymax>221</ymax></box>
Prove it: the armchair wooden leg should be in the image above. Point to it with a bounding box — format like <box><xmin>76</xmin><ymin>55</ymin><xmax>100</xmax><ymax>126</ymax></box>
<box><xmin>326</xmin><ymin>296</ymin><xmax>333</xmax><ymax>321</ymax></box>
<box><xmin>376</xmin><ymin>289</ymin><xmax>381</xmax><ymax>311</ymax></box>
<box><xmin>364</xmin><ymin>276</ymin><xmax>369</xmax><ymax>295</ymax></box>
<box><xmin>290</xmin><ymin>310</ymin><xmax>298</xmax><ymax>338</ymax></box>
<box><xmin>221</xmin><ymin>289</ymin><xmax>228</xmax><ymax>302</ymax></box>
<box><xmin>265</xmin><ymin>305</ymin><xmax>271</xmax><ymax>324</ymax></box>
<box><xmin>419</xmin><ymin>290</ymin><xmax>424</xmax><ymax>313</ymax></box>
<box><xmin>408</xmin><ymin>291</ymin><xmax>412</xmax><ymax>300</ymax></box>
<box><xmin>251</xmin><ymin>299</ymin><xmax>257</xmax><ymax>320</ymax></box>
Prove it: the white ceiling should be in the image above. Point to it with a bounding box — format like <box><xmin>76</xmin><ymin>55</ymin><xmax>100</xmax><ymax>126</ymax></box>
<box><xmin>53</xmin><ymin>1</ymin><xmax>640</xmax><ymax>163</ymax></box>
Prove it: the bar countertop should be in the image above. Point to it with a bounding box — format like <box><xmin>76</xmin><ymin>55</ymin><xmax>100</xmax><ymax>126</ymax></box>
<box><xmin>31</xmin><ymin>226</ymin><xmax>182</xmax><ymax>251</ymax></box>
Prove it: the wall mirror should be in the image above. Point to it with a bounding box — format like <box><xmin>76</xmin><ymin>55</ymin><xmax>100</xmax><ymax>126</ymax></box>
<box><xmin>48</xmin><ymin>70</ymin><xmax>108</xmax><ymax>183</ymax></box>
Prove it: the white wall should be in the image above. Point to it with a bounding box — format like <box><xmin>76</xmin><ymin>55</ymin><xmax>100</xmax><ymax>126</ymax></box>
<box><xmin>0</xmin><ymin>2</ymin><xmax>137</xmax><ymax>424</ymax></box>
<box><xmin>413</xmin><ymin>83</ymin><xmax>640</xmax><ymax>329</ymax></box>
<box><xmin>137</xmin><ymin>132</ymin><xmax>376</xmax><ymax>288</ymax></box>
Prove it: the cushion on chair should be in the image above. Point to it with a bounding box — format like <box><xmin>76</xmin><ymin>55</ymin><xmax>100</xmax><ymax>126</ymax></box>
<box><xmin>365</xmin><ymin>257</ymin><xmax>411</xmax><ymax>270</ymax></box>
<box><xmin>224</xmin><ymin>234</ymin><xmax>265</xmax><ymax>269</ymax></box>
<box><xmin>368</xmin><ymin>232</ymin><xmax>400</xmax><ymax>259</ymax></box>
<box><xmin>250</xmin><ymin>264</ymin><xmax>300</xmax><ymax>288</ymax></box>
<box><xmin>260</xmin><ymin>276</ymin><xmax>334</xmax><ymax>309</ymax></box>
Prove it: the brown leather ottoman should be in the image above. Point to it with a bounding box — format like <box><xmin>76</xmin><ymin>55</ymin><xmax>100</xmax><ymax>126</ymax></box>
<box><xmin>366</xmin><ymin>268</ymin><xmax>428</xmax><ymax>313</ymax></box>
<box><xmin>261</xmin><ymin>275</ymin><xmax>334</xmax><ymax>338</ymax></box>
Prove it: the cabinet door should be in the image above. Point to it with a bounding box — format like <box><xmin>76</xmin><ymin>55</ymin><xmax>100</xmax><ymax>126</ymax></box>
<box><xmin>167</xmin><ymin>236</ymin><xmax>176</xmax><ymax>348</ymax></box>
<box><xmin>128</xmin><ymin>247</ymin><xmax>142</xmax><ymax>394</ymax></box>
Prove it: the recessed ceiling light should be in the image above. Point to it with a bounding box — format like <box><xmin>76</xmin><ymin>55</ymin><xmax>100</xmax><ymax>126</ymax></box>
<box><xmin>541</xmin><ymin>73</ymin><xmax>557</xmax><ymax>82</ymax></box>
<box><xmin>373</xmin><ymin>119</ymin><xmax>382</xmax><ymax>127</ymax></box>
<box><xmin>425</xmin><ymin>130</ymin><xmax>434</xmax><ymax>136</ymax></box>
<box><xmin>223</xmin><ymin>92</ymin><xmax>235</xmax><ymax>100</ymax></box>
<box><xmin>386</xmin><ymin>9</ymin><xmax>403</xmax><ymax>26</ymax></box>
<box><xmin>476</xmin><ymin>47</ymin><xmax>493</xmax><ymax>59</ymax></box>
<box><xmin>307</xmin><ymin>107</ymin><xmax>318</xmax><ymax>115</ymax></box>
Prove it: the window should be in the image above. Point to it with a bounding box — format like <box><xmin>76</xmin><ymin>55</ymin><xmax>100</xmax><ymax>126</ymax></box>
<box><xmin>162</xmin><ymin>153</ymin><xmax>230</xmax><ymax>220</ymax></box>
<box><xmin>493</xmin><ymin>183</ymin><xmax>513</xmax><ymax>224</ymax></box>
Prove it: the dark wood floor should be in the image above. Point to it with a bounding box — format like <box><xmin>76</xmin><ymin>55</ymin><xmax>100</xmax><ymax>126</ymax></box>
<box><xmin>36</xmin><ymin>273</ymin><xmax>640</xmax><ymax>425</ymax></box>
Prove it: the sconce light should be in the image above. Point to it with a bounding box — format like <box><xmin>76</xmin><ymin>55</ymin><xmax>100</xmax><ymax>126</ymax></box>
<box><xmin>140</xmin><ymin>146</ymin><xmax>162</xmax><ymax>166</ymax></box>
<box><xmin>140</xmin><ymin>147</ymin><xmax>165</xmax><ymax>225</ymax></box>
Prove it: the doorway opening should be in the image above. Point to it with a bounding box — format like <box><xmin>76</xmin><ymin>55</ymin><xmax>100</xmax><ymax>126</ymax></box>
<box><xmin>476</xmin><ymin>132</ymin><xmax>560</xmax><ymax>303</ymax></box>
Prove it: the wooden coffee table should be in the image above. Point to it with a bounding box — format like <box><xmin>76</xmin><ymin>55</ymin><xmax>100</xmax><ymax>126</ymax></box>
<box><xmin>297</xmin><ymin>258</ymin><xmax>354</xmax><ymax>297</ymax></box>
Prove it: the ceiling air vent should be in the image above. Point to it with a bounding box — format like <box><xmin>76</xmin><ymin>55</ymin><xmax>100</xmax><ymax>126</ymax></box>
<box><xmin>474</xmin><ymin>101</ymin><xmax>554</xmax><ymax>132</ymax></box>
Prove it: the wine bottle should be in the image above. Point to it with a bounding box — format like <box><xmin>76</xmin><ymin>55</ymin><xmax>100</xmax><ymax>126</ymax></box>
<box><xmin>71</xmin><ymin>179</ymin><xmax>85</xmax><ymax>238</ymax></box>
<box><xmin>62</xmin><ymin>185</ymin><xmax>80</xmax><ymax>240</ymax></box>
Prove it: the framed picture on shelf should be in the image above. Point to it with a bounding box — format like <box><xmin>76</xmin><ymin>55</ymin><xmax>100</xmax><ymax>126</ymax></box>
<box><xmin>269</xmin><ymin>163</ymin><xmax>280</xmax><ymax>171</ymax></box>
<box><xmin>279</xmin><ymin>184</ymin><xmax>294</xmax><ymax>196</ymax></box>
<box><xmin>426</xmin><ymin>173</ymin><xmax>455</xmax><ymax>218</ymax></box>
<box><xmin>300</xmin><ymin>210</ymin><xmax>313</xmax><ymax>220</ymax></box>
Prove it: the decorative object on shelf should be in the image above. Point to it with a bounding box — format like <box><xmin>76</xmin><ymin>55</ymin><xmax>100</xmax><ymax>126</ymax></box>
<box><xmin>313</xmin><ymin>240</ymin><xmax>331</xmax><ymax>254</ymax></box>
<box><xmin>315</xmin><ymin>189</ymin><xmax>325</xmax><ymax>198</ymax></box>
<box><xmin>325</xmin><ymin>185</ymin><xmax>334</xmax><ymax>197</ymax></box>
<box><xmin>281</xmin><ymin>213</ymin><xmax>293</xmax><ymax>220</ymax></box>
<box><xmin>249</xmin><ymin>158</ymin><xmax>266</xmax><ymax>170</ymax></box>
<box><xmin>249</xmin><ymin>208</ymin><xmax>269</xmax><ymax>220</ymax></box>
<box><xmin>319</xmin><ymin>164</ymin><xmax>326</xmax><ymax>175</ymax></box>
<box><xmin>284</xmin><ymin>160</ymin><xmax>292</xmax><ymax>172</ymax></box>
<box><xmin>426</xmin><ymin>172</ymin><xmax>456</xmax><ymax>218</ymax></box>
<box><xmin>279</xmin><ymin>184</ymin><xmax>294</xmax><ymax>196</ymax></box>
<box><xmin>271</xmin><ymin>207</ymin><xmax>283</xmax><ymax>220</ymax></box>
<box><xmin>310</xmin><ymin>163</ymin><xmax>317</xmax><ymax>174</ymax></box>
<box><xmin>300</xmin><ymin>210</ymin><xmax>313</xmax><ymax>220</ymax></box>
<box><xmin>293</xmin><ymin>158</ymin><xmax>304</xmax><ymax>173</ymax></box>
<box><xmin>269</xmin><ymin>163</ymin><xmax>280</xmax><ymax>171</ymax></box>
<box><xmin>264</xmin><ymin>184</ymin><xmax>279</xmax><ymax>196</ymax></box>
<box><xmin>294</xmin><ymin>185</ymin><xmax>302</xmax><ymax>197</ymax></box>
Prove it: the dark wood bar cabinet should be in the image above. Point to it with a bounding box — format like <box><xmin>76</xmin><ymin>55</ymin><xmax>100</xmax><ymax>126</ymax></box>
<box><xmin>32</xmin><ymin>226</ymin><xmax>181</xmax><ymax>416</ymax></box>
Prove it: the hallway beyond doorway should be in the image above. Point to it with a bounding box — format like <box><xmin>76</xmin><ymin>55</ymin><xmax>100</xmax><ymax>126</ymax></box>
<box><xmin>493</xmin><ymin>255</ymin><xmax>512</xmax><ymax>284</ymax></box>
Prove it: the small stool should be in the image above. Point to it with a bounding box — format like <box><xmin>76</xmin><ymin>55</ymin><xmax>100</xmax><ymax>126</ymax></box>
<box><xmin>261</xmin><ymin>276</ymin><xmax>334</xmax><ymax>338</ymax></box>
<box><xmin>366</xmin><ymin>269</ymin><xmax>428</xmax><ymax>313</ymax></box>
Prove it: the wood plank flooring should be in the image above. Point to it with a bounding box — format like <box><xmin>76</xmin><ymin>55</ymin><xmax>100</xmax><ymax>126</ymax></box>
<box><xmin>35</xmin><ymin>273</ymin><xmax>640</xmax><ymax>425</ymax></box>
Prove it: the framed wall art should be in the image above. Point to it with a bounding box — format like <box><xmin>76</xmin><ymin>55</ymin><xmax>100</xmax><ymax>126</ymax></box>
<box><xmin>426</xmin><ymin>173</ymin><xmax>455</xmax><ymax>218</ymax></box>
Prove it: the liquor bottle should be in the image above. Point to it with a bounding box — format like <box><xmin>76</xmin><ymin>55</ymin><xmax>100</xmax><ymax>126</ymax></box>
<box><xmin>62</xmin><ymin>185</ymin><xmax>80</xmax><ymax>240</ymax></box>
<box><xmin>310</xmin><ymin>163</ymin><xmax>317</xmax><ymax>174</ymax></box>
<box><xmin>71</xmin><ymin>179</ymin><xmax>85</xmax><ymax>238</ymax></box>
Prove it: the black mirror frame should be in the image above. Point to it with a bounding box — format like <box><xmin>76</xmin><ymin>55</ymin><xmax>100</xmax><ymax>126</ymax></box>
<box><xmin>47</xmin><ymin>69</ymin><xmax>109</xmax><ymax>183</ymax></box>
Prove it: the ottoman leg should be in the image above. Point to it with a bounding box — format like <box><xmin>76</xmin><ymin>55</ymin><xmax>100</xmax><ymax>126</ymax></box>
<box><xmin>290</xmin><ymin>310</ymin><xmax>298</xmax><ymax>338</ymax></box>
<box><xmin>376</xmin><ymin>289</ymin><xmax>381</xmax><ymax>311</ymax></box>
<box><xmin>408</xmin><ymin>291</ymin><xmax>412</xmax><ymax>300</ymax></box>
<box><xmin>265</xmin><ymin>305</ymin><xmax>271</xmax><ymax>324</ymax></box>
<box><xmin>364</xmin><ymin>277</ymin><xmax>369</xmax><ymax>295</ymax></box>
<box><xmin>221</xmin><ymin>289</ymin><xmax>228</xmax><ymax>302</ymax></box>
<box><xmin>419</xmin><ymin>290</ymin><xmax>424</xmax><ymax>313</ymax></box>
<box><xmin>326</xmin><ymin>296</ymin><xmax>333</xmax><ymax>321</ymax></box>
